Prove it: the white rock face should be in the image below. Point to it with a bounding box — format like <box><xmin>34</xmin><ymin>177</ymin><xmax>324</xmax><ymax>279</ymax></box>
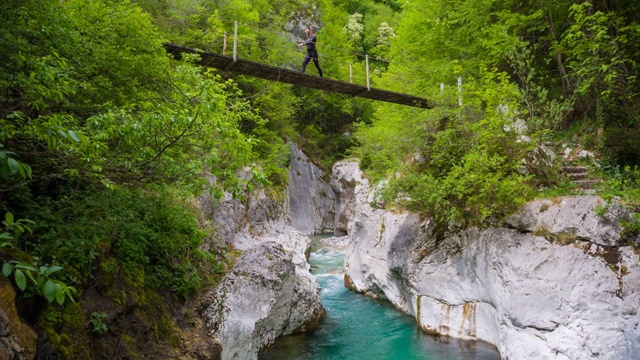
<box><xmin>335</xmin><ymin>160</ymin><xmax>640</xmax><ymax>360</ymax></box>
<box><xmin>204</xmin><ymin>185</ymin><xmax>308</xmax><ymax>256</ymax></box>
<box><xmin>201</xmin><ymin>241</ymin><xmax>324</xmax><ymax>360</ymax></box>
<box><xmin>200</xmin><ymin>181</ymin><xmax>325</xmax><ymax>359</ymax></box>
<box><xmin>505</xmin><ymin>196</ymin><xmax>635</xmax><ymax>247</ymax></box>
<box><xmin>331</xmin><ymin>159</ymin><xmax>373</xmax><ymax>236</ymax></box>
<box><xmin>288</xmin><ymin>143</ymin><xmax>335</xmax><ymax>234</ymax></box>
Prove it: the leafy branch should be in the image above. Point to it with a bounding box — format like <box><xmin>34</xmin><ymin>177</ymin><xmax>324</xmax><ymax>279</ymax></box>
<box><xmin>2</xmin><ymin>261</ymin><xmax>76</xmax><ymax>305</ymax></box>
<box><xmin>1</xmin><ymin>212</ymin><xmax>76</xmax><ymax>305</ymax></box>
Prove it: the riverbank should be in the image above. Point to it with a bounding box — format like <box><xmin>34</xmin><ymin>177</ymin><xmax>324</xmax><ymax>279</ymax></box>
<box><xmin>260</xmin><ymin>236</ymin><xmax>500</xmax><ymax>359</ymax></box>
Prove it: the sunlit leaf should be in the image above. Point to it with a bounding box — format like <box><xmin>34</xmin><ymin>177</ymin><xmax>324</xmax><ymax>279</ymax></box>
<box><xmin>5</xmin><ymin>213</ymin><xmax>14</xmax><ymax>225</ymax></box>
<box><xmin>68</xmin><ymin>130</ymin><xmax>80</xmax><ymax>142</ymax></box>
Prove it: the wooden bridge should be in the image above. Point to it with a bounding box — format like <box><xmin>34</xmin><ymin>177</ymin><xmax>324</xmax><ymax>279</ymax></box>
<box><xmin>164</xmin><ymin>43</ymin><xmax>433</xmax><ymax>109</ymax></box>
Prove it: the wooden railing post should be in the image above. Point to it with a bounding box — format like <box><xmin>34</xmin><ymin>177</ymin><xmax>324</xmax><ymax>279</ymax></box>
<box><xmin>366</xmin><ymin>55</ymin><xmax>370</xmax><ymax>90</ymax></box>
<box><xmin>350</xmin><ymin>63</ymin><xmax>353</xmax><ymax>84</ymax></box>
<box><xmin>223</xmin><ymin>33</ymin><xmax>228</xmax><ymax>56</ymax></box>
<box><xmin>233</xmin><ymin>21</ymin><xmax>238</xmax><ymax>62</ymax></box>
<box><xmin>457</xmin><ymin>76</ymin><xmax>462</xmax><ymax>106</ymax></box>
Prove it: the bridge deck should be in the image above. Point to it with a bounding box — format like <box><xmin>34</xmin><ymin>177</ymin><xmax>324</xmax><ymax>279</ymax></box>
<box><xmin>164</xmin><ymin>43</ymin><xmax>433</xmax><ymax>109</ymax></box>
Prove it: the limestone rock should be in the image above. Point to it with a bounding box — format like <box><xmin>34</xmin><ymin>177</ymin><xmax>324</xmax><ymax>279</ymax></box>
<box><xmin>201</xmin><ymin>241</ymin><xmax>324</xmax><ymax>360</ymax></box>
<box><xmin>337</xmin><ymin>160</ymin><xmax>640</xmax><ymax>360</ymax></box>
<box><xmin>0</xmin><ymin>278</ymin><xmax>37</xmax><ymax>360</ymax></box>
<box><xmin>409</xmin><ymin>228</ymin><xmax>640</xmax><ymax>360</ymax></box>
<box><xmin>203</xmin><ymin>184</ymin><xmax>314</xmax><ymax>263</ymax></box>
<box><xmin>505</xmin><ymin>196</ymin><xmax>635</xmax><ymax>246</ymax></box>
<box><xmin>331</xmin><ymin>159</ymin><xmax>374</xmax><ymax>236</ymax></box>
<box><xmin>318</xmin><ymin>235</ymin><xmax>351</xmax><ymax>250</ymax></box>
<box><xmin>288</xmin><ymin>143</ymin><xmax>335</xmax><ymax>234</ymax></box>
<box><xmin>203</xmin><ymin>171</ymin><xmax>316</xmax><ymax>253</ymax></box>
<box><xmin>199</xmin><ymin>171</ymin><xmax>326</xmax><ymax>360</ymax></box>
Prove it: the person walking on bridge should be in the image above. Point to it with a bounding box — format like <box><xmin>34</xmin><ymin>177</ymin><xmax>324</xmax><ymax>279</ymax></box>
<box><xmin>298</xmin><ymin>26</ymin><xmax>323</xmax><ymax>77</ymax></box>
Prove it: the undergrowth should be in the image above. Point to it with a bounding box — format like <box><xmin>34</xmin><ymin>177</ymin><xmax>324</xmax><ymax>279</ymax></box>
<box><xmin>2</xmin><ymin>184</ymin><xmax>227</xmax><ymax>300</ymax></box>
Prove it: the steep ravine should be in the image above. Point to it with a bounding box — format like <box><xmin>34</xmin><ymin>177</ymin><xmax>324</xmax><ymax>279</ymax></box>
<box><xmin>334</xmin><ymin>159</ymin><xmax>640</xmax><ymax>360</ymax></box>
<box><xmin>3</xmin><ymin>145</ymin><xmax>639</xmax><ymax>360</ymax></box>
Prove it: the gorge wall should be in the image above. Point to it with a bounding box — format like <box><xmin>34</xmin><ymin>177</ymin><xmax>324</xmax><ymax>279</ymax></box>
<box><xmin>288</xmin><ymin>142</ymin><xmax>335</xmax><ymax>235</ymax></box>
<box><xmin>198</xmin><ymin>151</ymin><xmax>330</xmax><ymax>360</ymax></box>
<box><xmin>334</xmin><ymin>159</ymin><xmax>640</xmax><ymax>360</ymax></box>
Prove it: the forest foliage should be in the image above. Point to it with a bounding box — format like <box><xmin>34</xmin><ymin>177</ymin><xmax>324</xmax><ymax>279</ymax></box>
<box><xmin>353</xmin><ymin>0</ymin><xmax>640</xmax><ymax>226</ymax></box>
<box><xmin>1</xmin><ymin>0</ymin><xmax>640</xmax><ymax>323</ymax></box>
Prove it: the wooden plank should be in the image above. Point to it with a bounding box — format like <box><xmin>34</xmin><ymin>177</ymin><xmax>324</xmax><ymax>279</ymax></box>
<box><xmin>163</xmin><ymin>43</ymin><xmax>433</xmax><ymax>109</ymax></box>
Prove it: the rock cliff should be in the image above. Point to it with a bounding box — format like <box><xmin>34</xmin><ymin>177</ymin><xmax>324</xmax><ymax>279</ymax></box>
<box><xmin>200</xmin><ymin>163</ymin><xmax>325</xmax><ymax>359</ymax></box>
<box><xmin>288</xmin><ymin>142</ymin><xmax>335</xmax><ymax>234</ymax></box>
<box><xmin>335</xmin><ymin>159</ymin><xmax>640</xmax><ymax>360</ymax></box>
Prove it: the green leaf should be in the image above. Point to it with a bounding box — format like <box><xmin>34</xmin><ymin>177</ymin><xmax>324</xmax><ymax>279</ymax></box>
<box><xmin>0</xmin><ymin>232</ymin><xmax>12</xmax><ymax>240</ymax></box>
<box><xmin>17</xmin><ymin>163</ymin><xmax>26</xmax><ymax>178</ymax></box>
<box><xmin>42</xmin><ymin>265</ymin><xmax>63</xmax><ymax>276</ymax></box>
<box><xmin>0</xmin><ymin>151</ymin><xmax>6</xmax><ymax>160</ymax></box>
<box><xmin>7</xmin><ymin>158</ymin><xmax>19</xmax><ymax>173</ymax></box>
<box><xmin>36</xmin><ymin>275</ymin><xmax>45</xmax><ymax>289</ymax></box>
<box><xmin>14</xmin><ymin>269</ymin><xmax>27</xmax><ymax>291</ymax></box>
<box><xmin>47</xmin><ymin>137</ymin><xmax>56</xmax><ymax>152</ymax></box>
<box><xmin>5</xmin><ymin>213</ymin><xmax>14</xmax><ymax>226</ymax></box>
<box><xmin>64</xmin><ymin>286</ymin><xmax>77</xmax><ymax>302</ymax></box>
<box><xmin>2</xmin><ymin>263</ymin><xmax>13</xmax><ymax>277</ymax></box>
<box><xmin>54</xmin><ymin>283</ymin><xmax>65</xmax><ymax>305</ymax></box>
<box><xmin>68</xmin><ymin>130</ymin><xmax>80</xmax><ymax>142</ymax></box>
<box><xmin>44</xmin><ymin>280</ymin><xmax>56</xmax><ymax>303</ymax></box>
<box><xmin>24</xmin><ymin>270</ymin><xmax>36</xmax><ymax>284</ymax></box>
<box><xmin>14</xmin><ymin>263</ymin><xmax>37</xmax><ymax>272</ymax></box>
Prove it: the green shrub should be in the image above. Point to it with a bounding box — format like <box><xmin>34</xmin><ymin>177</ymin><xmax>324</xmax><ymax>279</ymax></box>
<box><xmin>89</xmin><ymin>311</ymin><xmax>108</xmax><ymax>335</ymax></box>
<box><xmin>14</xmin><ymin>185</ymin><xmax>221</xmax><ymax>299</ymax></box>
<box><xmin>598</xmin><ymin>165</ymin><xmax>640</xmax><ymax>205</ymax></box>
<box><xmin>355</xmin><ymin>69</ymin><xmax>535</xmax><ymax>228</ymax></box>
<box><xmin>1</xmin><ymin>212</ymin><xmax>76</xmax><ymax>304</ymax></box>
<box><xmin>603</xmin><ymin>128</ymin><xmax>640</xmax><ymax>167</ymax></box>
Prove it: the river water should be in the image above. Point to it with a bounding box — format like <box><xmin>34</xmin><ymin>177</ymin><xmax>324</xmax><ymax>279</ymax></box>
<box><xmin>259</xmin><ymin>236</ymin><xmax>500</xmax><ymax>360</ymax></box>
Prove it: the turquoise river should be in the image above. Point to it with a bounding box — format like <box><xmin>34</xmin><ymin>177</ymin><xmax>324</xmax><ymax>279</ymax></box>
<box><xmin>259</xmin><ymin>236</ymin><xmax>501</xmax><ymax>360</ymax></box>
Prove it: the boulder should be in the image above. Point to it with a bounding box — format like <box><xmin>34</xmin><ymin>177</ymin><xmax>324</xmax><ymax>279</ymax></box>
<box><xmin>409</xmin><ymin>227</ymin><xmax>640</xmax><ymax>360</ymax></box>
<box><xmin>201</xmin><ymin>241</ymin><xmax>324</xmax><ymax>360</ymax></box>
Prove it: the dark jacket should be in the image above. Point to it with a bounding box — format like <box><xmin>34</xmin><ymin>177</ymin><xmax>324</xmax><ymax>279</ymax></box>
<box><xmin>303</xmin><ymin>34</ymin><xmax>317</xmax><ymax>53</ymax></box>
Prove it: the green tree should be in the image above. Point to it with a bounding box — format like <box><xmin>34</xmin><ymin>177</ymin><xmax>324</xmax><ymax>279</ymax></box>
<box><xmin>343</xmin><ymin>13</ymin><xmax>365</xmax><ymax>53</ymax></box>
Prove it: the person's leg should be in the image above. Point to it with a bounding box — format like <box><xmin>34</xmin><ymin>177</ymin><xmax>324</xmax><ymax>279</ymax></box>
<box><xmin>313</xmin><ymin>58</ymin><xmax>323</xmax><ymax>77</ymax></box>
<box><xmin>301</xmin><ymin>54</ymin><xmax>311</xmax><ymax>73</ymax></box>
